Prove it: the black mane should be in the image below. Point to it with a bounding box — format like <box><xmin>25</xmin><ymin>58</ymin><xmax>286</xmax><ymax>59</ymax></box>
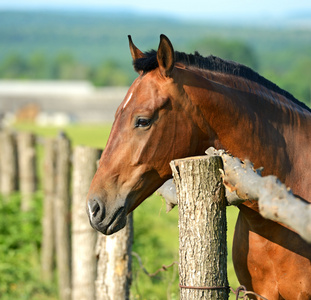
<box><xmin>133</xmin><ymin>50</ymin><xmax>311</xmax><ymax>112</ymax></box>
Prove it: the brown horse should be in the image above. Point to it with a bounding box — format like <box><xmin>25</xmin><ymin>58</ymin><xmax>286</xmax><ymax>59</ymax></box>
<box><xmin>87</xmin><ymin>35</ymin><xmax>311</xmax><ymax>299</ymax></box>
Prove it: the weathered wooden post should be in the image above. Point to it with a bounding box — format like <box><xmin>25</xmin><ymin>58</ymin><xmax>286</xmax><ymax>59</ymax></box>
<box><xmin>72</xmin><ymin>146</ymin><xmax>101</xmax><ymax>300</ymax></box>
<box><xmin>170</xmin><ymin>156</ymin><xmax>229</xmax><ymax>300</ymax></box>
<box><xmin>55</xmin><ymin>133</ymin><xmax>72</xmax><ymax>300</ymax></box>
<box><xmin>0</xmin><ymin>130</ymin><xmax>18</xmax><ymax>195</ymax></box>
<box><xmin>95</xmin><ymin>214</ymin><xmax>133</xmax><ymax>300</ymax></box>
<box><xmin>16</xmin><ymin>132</ymin><xmax>37</xmax><ymax>211</ymax></box>
<box><xmin>41</xmin><ymin>137</ymin><xmax>57</xmax><ymax>282</ymax></box>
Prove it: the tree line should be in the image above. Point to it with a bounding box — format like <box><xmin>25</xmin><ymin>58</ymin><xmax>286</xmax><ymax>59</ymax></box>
<box><xmin>0</xmin><ymin>52</ymin><xmax>135</xmax><ymax>87</ymax></box>
<box><xmin>0</xmin><ymin>38</ymin><xmax>310</xmax><ymax>106</ymax></box>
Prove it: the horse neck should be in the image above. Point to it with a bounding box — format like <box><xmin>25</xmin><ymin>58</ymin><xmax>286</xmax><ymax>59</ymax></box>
<box><xmin>181</xmin><ymin>68</ymin><xmax>309</xmax><ymax>187</ymax></box>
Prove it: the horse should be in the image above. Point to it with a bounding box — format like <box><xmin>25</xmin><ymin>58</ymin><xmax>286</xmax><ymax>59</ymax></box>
<box><xmin>87</xmin><ymin>34</ymin><xmax>311</xmax><ymax>299</ymax></box>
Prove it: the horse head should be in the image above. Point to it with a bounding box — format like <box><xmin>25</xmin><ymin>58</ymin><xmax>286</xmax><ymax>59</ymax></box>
<box><xmin>86</xmin><ymin>35</ymin><xmax>208</xmax><ymax>235</ymax></box>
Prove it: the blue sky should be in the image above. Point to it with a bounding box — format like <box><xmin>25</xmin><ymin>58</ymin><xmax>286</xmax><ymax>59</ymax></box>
<box><xmin>1</xmin><ymin>0</ymin><xmax>311</xmax><ymax>21</ymax></box>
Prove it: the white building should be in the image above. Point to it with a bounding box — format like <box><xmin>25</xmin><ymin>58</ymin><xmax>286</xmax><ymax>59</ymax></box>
<box><xmin>0</xmin><ymin>80</ymin><xmax>128</xmax><ymax>125</ymax></box>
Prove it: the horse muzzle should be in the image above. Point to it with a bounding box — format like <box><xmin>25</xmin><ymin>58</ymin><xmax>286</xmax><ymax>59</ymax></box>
<box><xmin>87</xmin><ymin>196</ymin><xmax>127</xmax><ymax>235</ymax></box>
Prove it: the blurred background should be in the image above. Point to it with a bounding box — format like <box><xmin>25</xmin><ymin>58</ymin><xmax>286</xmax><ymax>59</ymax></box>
<box><xmin>1</xmin><ymin>0</ymin><xmax>311</xmax><ymax>127</ymax></box>
<box><xmin>0</xmin><ymin>1</ymin><xmax>310</xmax><ymax>299</ymax></box>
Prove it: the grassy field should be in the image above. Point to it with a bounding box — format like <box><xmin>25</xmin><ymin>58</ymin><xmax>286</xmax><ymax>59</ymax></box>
<box><xmin>5</xmin><ymin>122</ymin><xmax>239</xmax><ymax>299</ymax></box>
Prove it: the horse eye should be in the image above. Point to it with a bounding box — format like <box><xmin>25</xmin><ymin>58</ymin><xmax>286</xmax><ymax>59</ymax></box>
<box><xmin>136</xmin><ymin>118</ymin><xmax>151</xmax><ymax>128</ymax></box>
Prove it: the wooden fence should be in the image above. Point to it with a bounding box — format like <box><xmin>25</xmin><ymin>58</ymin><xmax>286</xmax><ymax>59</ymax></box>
<box><xmin>2</xmin><ymin>129</ymin><xmax>307</xmax><ymax>300</ymax></box>
<box><xmin>0</xmin><ymin>130</ymin><xmax>133</xmax><ymax>300</ymax></box>
<box><xmin>0</xmin><ymin>129</ymin><xmax>231</xmax><ymax>300</ymax></box>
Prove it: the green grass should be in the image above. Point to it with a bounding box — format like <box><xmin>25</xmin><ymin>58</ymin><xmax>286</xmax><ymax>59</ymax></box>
<box><xmin>0</xmin><ymin>192</ymin><xmax>57</xmax><ymax>300</ymax></box>
<box><xmin>6</xmin><ymin>122</ymin><xmax>239</xmax><ymax>299</ymax></box>
<box><xmin>12</xmin><ymin>122</ymin><xmax>112</xmax><ymax>148</ymax></box>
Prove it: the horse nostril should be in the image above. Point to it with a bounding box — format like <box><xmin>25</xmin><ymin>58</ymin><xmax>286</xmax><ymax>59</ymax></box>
<box><xmin>91</xmin><ymin>202</ymin><xmax>100</xmax><ymax>217</ymax></box>
<box><xmin>88</xmin><ymin>198</ymin><xmax>105</xmax><ymax>223</ymax></box>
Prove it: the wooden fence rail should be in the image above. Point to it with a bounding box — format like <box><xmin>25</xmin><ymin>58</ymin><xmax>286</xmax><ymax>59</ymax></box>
<box><xmin>205</xmin><ymin>147</ymin><xmax>311</xmax><ymax>243</ymax></box>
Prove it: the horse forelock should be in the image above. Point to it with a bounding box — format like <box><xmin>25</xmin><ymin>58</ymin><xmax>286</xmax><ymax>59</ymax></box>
<box><xmin>133</xmin><ymin>49</ymin><xmax>311</xmax><ymax>113</ymax></box>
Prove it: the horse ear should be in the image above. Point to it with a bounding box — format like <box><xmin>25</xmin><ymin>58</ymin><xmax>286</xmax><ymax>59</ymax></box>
<box><xmin>157</xmin><ymin>34</ymin><xmax>175</xmax><ymax>77</ymax></box>
<box><xmin>128</xmin><ymin>35</ymin><xmax>145</xmax><ymax>61</ymax></box>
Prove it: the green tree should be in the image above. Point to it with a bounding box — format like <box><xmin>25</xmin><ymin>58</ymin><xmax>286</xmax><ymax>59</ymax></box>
<box><xmin>192</xmin><ymin>38</ymin><xmax>258</xmax><ymax>69</ymax></box>
<box><xmin>282</xmin><ymin>58</ymin><xmax>311</xmax><ymax>106</ymax></box>
<box><xmin>0</xmin><ymin>54</ymin><xmax>29</xmax><ymax>78</ymax></box>
<box><xmin>51</xmin><ymin>52</ymin><xmax>90</xmax><ymax>80</ymax></box>
<box><xmin>91</xmin><ymin>60</ymin><xmax>130</xmax><ymax>86</ymax></box>
<box><xmin>28</xmin><ymin>52</ymin><xmax>49</xmax><ymax>79</ymax></box>
<box><xmin>262</xmin><ymin>58</ymin><xmax>311</xmax><ymax>106</ymax></box>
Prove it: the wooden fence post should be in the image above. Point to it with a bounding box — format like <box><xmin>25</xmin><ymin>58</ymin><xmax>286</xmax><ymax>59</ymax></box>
<box><xmin>55</xmin><ymin>133</ymin><xmax>72</xmax><ymax>300</ymax></box>
<box><xmin>95</xmin><ymin>214</ymin><xmax>133</xmax><ymax>300</ymax></box>
<box><xmin>170</xmin><ymin>156</ymin><xmax>229</xmax><ymax>300</ymax></box>
<box><xmin>0</xmin><ymin>130</ymin><xmax>18</xmax><ymax>195</ymax></box>
<box><xmin>72</xmin><ymin>146</ymin><xmax>101</xmax><ymax>300</ymax></box>
<box><xmin>41</xmin><ymin>137</ymin><xmax>57</xmax><ymax>281</ymax></box>
<box><xmin>17</xmin><ymin>132</ymin><xmax>37</xmax><ymax>211</ymax></box>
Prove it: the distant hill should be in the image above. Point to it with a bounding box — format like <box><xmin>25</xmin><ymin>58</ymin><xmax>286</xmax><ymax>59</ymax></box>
<box><xmin>0</xmin><ymin>10</ymin><xmax>310</xmax><ymax>103</ymax></box>
<box><xmin>0</xmin><ymin>10</ymin><xmax>310</xmax><ymax>67</ymax></box>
